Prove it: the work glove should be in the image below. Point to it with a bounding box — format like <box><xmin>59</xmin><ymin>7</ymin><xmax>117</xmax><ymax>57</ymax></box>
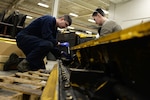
<box><xmin>59</xmin><ymin>42</ymin><xmax>70</xmax><ymax>47</ymax></box>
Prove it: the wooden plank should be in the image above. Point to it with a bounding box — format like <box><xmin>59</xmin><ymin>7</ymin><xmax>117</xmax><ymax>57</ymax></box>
<box><xmin>0</xmin><ymin>70</ymin><xmax>17</xmax><ymax>76</ymax></box>
<box><xmin>28</xmin><ymin>71</ymin><xmax>50</xmax><ymax>77</ymax></box>
<box><xmin>0</xmin><ymin>76</ymin><xmax>45</xmax><ymax>87</ymax></box>
<box><xmin>38</xmin><ymin>69</ymin><xmax>51</xmax><ymax>74</ymax></box>
<box><xmin>0</xmin><ymin>82</ymin><xmax>42</xmax><ymax>96</ymax></box>
<box><xmin>0</xmin><ymin>88</ymin><xmax>23</xmax><ymax>100</ymax></box>
<box><xmin>15</xmin><ymin>72</ymin><xmax>48</xmax><ymax>81</ymax></box>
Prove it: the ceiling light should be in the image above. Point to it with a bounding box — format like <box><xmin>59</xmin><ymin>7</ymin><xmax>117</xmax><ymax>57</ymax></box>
<box><xmin>26</xmin><ymin>15</ymin><xmax>33</xmax><ymax>19</ymax></box>
<box><xmin>75</xmin><ymin>31</ymin><xmax>81</xmax><ymax>35</ymax></box>
<box><xmin>110</xmin><ymin>0</ymin><xmax>130</xmax><ymax>4</ymax></box>
<box><xmin>69</xmin><ymin>13</ymin><xmax>78</xmax><ymax>17</ymax></box>
<box><xmin>86</xmin><ymin>31</ymin><xmax>92</xmax><ymax>34</ymax></box>
<box><xmin>102</xmin><ymin>9</ymin><xmax>109</xmax><ymax>14</ymax></box>
<box><xmin>88</xmin><ymin>19</ymin><xmax>95</xmax><ymax>23</ymax></box>
<box><xmin>38</xmin><ymin>2</ymin><xmax>49</xmax><ymax>8</ymax></box>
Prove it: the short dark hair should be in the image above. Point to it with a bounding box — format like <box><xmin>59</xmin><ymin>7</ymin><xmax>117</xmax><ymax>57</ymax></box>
<box><xmin>92</xmin><ymin>8</ymin><xmax>105</xmax><ymax>17</ymax></box>
<box><xmin>62</xmin><ymin>15</ymin><xmax>72</xmax><ymax>26</ymax></box>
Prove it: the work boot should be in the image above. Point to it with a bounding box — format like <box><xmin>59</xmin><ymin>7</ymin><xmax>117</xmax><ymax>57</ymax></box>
<box><xmin>3</xmin><ymin>53</ymin><xmax>20</xmax><ymax>71</ymax></box>
<box><xmin>17</xmin><ymin>59</ymin><xmax>30</xmax><ymax>72</ymax></box>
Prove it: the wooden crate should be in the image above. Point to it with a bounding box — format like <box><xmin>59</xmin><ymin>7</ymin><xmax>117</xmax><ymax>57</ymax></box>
<box><xmin>0</xmin><ymin>70</ymin><xmax>50</xmax><ymax>100</ymax></box>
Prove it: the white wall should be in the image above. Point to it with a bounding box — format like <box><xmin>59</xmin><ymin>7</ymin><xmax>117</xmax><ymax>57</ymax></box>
<box><xmin>109</xmin><ymin>0</ymin><xmax>150</xmax><ymax>29</ymax></box>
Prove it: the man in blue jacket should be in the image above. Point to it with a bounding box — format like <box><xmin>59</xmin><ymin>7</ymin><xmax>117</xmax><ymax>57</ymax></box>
<box><xmin>16</xmin><ymin>15</ymin><xmax>72</xmax><ymax>72</ymax></box>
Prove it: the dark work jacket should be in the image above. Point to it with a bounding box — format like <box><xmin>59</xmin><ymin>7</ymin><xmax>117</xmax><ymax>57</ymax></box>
<box><xmin>17</xmin><ymin>15</ymin><xmax>58</xmax><ymax>45</ymax></box>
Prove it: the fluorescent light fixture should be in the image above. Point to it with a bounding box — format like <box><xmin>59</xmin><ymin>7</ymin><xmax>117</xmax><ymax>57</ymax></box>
<box><xmin>75</xmin><ymin>31</ymin><xmax>81</xmax><ymax>35</ymax></box>
<box><xmin>38</xmin><ymin>2</ymin><xmax>49</xmax><ymax>8</ymax></box>
<box><xmin>88</xmin><ymin>19</ymin><xmax>95</xmax><ymax>23</ymax></box>
<box><xmin>102</xmin><ymin>9</ymin><xmax>109</xmax><ymax>14</ymax></box>
<box><xmin>69</xmin><ymin>13</ymin><xmax>78</xmax><ymax>17</ymax></box>
<box><xmin>86</xmin><ymin>31</ymin><xmax>92</xmax><ymax>34</ymax></box>
<box><xmin>26</xmin><ymin>15</ymin><xmax>33</xmax><ymax>19</ymax></box>
<box><xmin>67</xmin><ymin>26</ymin><xmax>75</xmax><ymax>29</ymax></box>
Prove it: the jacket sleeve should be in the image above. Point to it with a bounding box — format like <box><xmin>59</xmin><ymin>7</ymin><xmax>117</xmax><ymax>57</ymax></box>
<box><xmin>41</xmin><ymin>16</ymin><xmax>58</xmax><ymax>46</ymax></box>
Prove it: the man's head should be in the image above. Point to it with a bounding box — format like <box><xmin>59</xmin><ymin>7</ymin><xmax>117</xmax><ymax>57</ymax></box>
<box><xmin>56</xmin><ymin>15</ymin><xmax>72</xmax><ymax>28</ymax></box>
<box><xmin>92</xmin><ymin>8</ymin><xmax>106</xmax><ymax>25</ymax></box>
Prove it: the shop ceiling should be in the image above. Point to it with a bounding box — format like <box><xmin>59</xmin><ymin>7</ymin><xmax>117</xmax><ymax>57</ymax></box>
<box><xmin>0</xmin><ymin>0</ymin><xmax>128</xmax><ymax>34</ymax></box>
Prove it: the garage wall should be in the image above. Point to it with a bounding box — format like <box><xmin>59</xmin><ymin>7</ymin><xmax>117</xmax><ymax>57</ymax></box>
<box><xmin>109</xmin><ymin>0</ymin><xmax>150</xmax><ymax>29</ymax></box>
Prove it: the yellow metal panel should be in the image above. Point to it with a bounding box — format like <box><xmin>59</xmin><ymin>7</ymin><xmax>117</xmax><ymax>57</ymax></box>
<box><xmin>71</xmin><ymin>21</ymin><xmax>150</xmax><ymax>50</ymax></box>
<box><xmin>41</xmin><ymin>64</ymin><xmax>59</xmax><ymax>100</ymax></box>
<box><xmin>0</xmin><ymin>37</ymin><xmax>25</xmax><ymax>57</ymax></box>
<box><xmin>0</xmin><ymin>37</ymin><xmax>16</xmax><ymax>44</ymax></box>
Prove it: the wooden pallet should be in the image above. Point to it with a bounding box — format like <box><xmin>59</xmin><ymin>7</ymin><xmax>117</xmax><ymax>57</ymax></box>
<box><xmin>0</xmin><ymin>70</ymin><xmax>50</xmax><ymax>100</ymax></box>
<box><xmin>0</xmin><ymin>88</ymin><xmax>22</xmax><ymax>100</ymax></box>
